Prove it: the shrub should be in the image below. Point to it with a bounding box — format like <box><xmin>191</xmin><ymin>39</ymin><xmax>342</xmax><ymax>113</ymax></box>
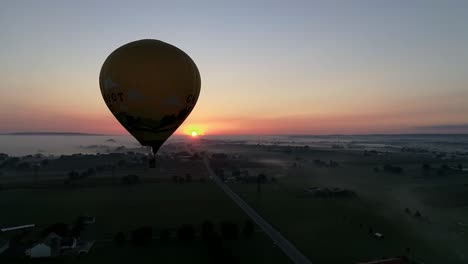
<box><xmin>242</xmin><ymin>220</ymin><xmax>254</xmax><ymax>237</ymax></box>
<box><xmin>114</xmin><ymin>232</ymin><xmax>126</xmax><ymax>246</ymax></box>
<box><xmin>220</xmin><ymin>222</ymin><xmax>238</xmax><ymax>240</ymax></box>
<box><xmin>122</xmin><ymin>174</ymin><xmax>140</xmax><ymax>185</ymax></box>
<box><xmin>131</xmin><ymin>226</ymin><xmax>152</xmax><ymax>246</ymax></box>
<box><xmin>201</xmin><ymin>220</ymin><xmax>215</xmax><ymax>241</ymax></box>
<box><xmin>160</xmin><ymin>229</ymin><xmax>171</xmax><ymax>242</ymax></box>
<box><xmin>177</xmin><ymin>224</ymin><xmax>195</xmax><ymax>241</ymax></box>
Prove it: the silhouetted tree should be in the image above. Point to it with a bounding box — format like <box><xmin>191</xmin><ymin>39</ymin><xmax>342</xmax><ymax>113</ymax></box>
<box><xmin>232</xmin><ymin>169</ymin><xmax>240</xmax><ymax>177</ymax></box>
<box><xmin>242</xmin><ymin>220</ymin><xmax>254</xmax><ymax>237</ymax></box>
<box><xmin>422</xmin><ymin>163</ymin><xmax>431</xmax><ymax>170</ymax></box>
<box><xmin>16</xmin><ymin>162</ymin><xmax>31</xmax><ymax>170</ymax></box>
<box><xmin>41</xmin><ymin>223</ymin><xmax>69</xmax><ymax>237</ymax></box>
<box><xmin>33</xmin><ymin>164</ymin><xmax>39</xmax><ymax>184</ymax></box>
<box><xmin>68</xmin><ymin>170</ymin><xmax>80</xmax><ymax>181</ymax></box>
<box><xmin>185</xmin><ymin>173</ymin><xmax>192</xmax><ymax>182</ymax></box>
<box><xmin>0</xmin><ymin>157</ymin><xmax>19</xmax><ymax>169</ymax></box>
<box><xmin>131</xmin><ymin>226</ymin><xmax>152</xmax><ymax>246</ymax></box>
<box><xmin>177</xmin><ymin>224</ymin><xmax>195</xmax><ymax>241</ymax></box>
<box><xmin>383</xmin><ymin>164</ymin><xmax>403</xmax><ymax>174</ymax></box>
<box><xmin>86</xmin><ymin>167</ymin><xmax>96</xmax><ymax>176</ymax></box>
<box><xmin>437</xmin><ymin>168</ymin><xmax>445</xmax><ymax>176</ymax></box>
<box><xmin>71</xmin><ymin>217</ymin><xmax>85</xmax><ymax>237</ymax></box>
<box><xmin>160</xmin><ymin>229</ymin><xmax>171</xmax><ymax>242</ymax></box>
<box><xmin>122</xmin><ymin>174</ymin><xmax>140</xmax><ymax>185</ymax></box>
<box><xmin>114</xmin><ymin>232</ymin><xmax>126</xmax><ymax>246</ymax></box>
<box><xmin>414</xmin><ymin>210</ymin><xmax>422</xmax><ymax>218</ymax></box>
<box><xmin>201</xmin><ymin>220</ymin><xmax>215</xmax><ymax>241</ymax></box>
<box><xmin>220</xmin><ymin>222</ymin><xmax>238</xmax><ymax>240</ymax></box>
<box><xmin>40</xmin><ymin>159</ymin><xmax>49</xmax><ymax>167</ymax></box>
<box><xmin>0</xmin><ymin>153</ymin><xmax>8</xmax><ymax>160</ymax></box>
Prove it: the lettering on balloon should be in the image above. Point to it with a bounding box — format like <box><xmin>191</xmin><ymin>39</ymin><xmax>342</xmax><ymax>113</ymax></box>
<box><xmin>103</xmin><ymin>92</ymin><xmax>125</xmax><ymax>105</ymax></box>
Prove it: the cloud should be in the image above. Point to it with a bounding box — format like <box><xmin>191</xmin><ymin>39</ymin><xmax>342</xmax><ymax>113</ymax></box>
<box><xmin>414</xmin><ymin>124</ymin><xmax>468</xmax><ymax>133</ymax></box>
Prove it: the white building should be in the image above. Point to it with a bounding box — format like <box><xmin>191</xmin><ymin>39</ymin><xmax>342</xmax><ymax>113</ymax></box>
<box><xmin>26</xmin><ymin>232</ymin><xmax>61</xmax><ymax>258</ymax></box>
<box><xmin>27</xmin><ymin>243</ymin><xmax>52</xmax><ymax>258</ymax></box>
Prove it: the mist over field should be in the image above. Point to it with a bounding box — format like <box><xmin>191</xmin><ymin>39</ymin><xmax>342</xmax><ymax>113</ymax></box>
<box><xmin>1</xmin><ymin>134</ymin><xmax>467</xmax><ymax>263</ymax></box>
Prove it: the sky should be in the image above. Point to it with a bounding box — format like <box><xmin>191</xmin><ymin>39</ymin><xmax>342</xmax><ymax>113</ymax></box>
<box><xmin>1</xmin><ymin>0</ymin><xmax>468</xmax><ymax>135</ymax></box>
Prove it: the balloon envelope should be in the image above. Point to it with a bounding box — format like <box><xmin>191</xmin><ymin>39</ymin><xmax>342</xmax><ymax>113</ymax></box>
<box><xmin>99</xmin><ymin>39</ymin><xmax>201</xmax><ymax>153</ymax></box>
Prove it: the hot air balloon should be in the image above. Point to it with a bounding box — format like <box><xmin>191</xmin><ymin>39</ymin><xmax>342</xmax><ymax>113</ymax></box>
<box><xmin>99</xmin><ymin>39</ymin><xmax>201</xmax><ymax>166</ymax></box>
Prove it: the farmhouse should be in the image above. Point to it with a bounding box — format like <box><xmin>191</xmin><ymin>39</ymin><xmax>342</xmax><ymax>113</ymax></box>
<box><xmin>26</xmin><ymin>232</ymin><xmax>61</xmax><ymax>258</ymax></box>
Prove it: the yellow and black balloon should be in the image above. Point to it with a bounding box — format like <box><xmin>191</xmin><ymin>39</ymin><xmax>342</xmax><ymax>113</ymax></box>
<box><xmin>99</xmin><ymin>39</ymin><xmax>201</xmax><ymax>154</ymax></box>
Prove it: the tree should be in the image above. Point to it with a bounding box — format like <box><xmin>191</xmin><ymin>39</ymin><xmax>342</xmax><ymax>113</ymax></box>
<box><xmin>414</xmin><ymin>210</ymin><xmax>422</xmax><ymax>218</ymax></box>
<box><xmin>71</xmin><ymin>217</ymin><xmax>85</xmax><ymax>237</ymax></box>
<box><xmin>33</xmin><ymin>164</ymin><xmax>39</xmax><ymax>184</ymax></box>
<box><xmin>117</xmin><ymin>159</ymin><xmax>126</xmax><ymax>167</ymax></box>
<box><xmin>86</xmin><ymin>167</ymin><xmax>96</xmax><ymax>176</ymax></box>
<box><xmin>68</xmin><ymin>170</ymin><xmax>80</xmax><ymax>181</ymax></box>
<box><xmin>201</xmin><ymin>220</ymin><xmax>215</xmax><ymax>241</ymax></box>
<box><xmin>114</xmin><ymin>232</ymin><xmax>126</xmax><ymax>246</ymax></box>
<box><xmin>232</xmin><ymin>169</ymin><xmax>240</xmax><ymax>177</ymax></box>
<box><xmin>16</xmin><ymin>162</ymin><xmax>31</xmax><ymax>170</ymax></box>
<box><xmin>41</xmin><ymin>159</ymin><xmax>49</xmax><ymax>167</ymax></box>
<box><xmin>41</xmin><ymin>222</ymin><xmax>69</xmax><ymax>237</ymax></box>
<box><xmin>160</xmin><ymin>229</ymin><xmax>171</xmax><ymax>242</ymax></box>
<box><xmin>185</xmin><ymin>173</ymin><xmax>192</xmax><ymax>182</ymax></box>
<box><xmin>177</xmin><ymin>224</ymin><xmax>195</xmax><ymax>241</ymax></box>
<box><xmin>422</xmin><ymin>163</ymin><xmax>431</xmax><ymax>170</ymax></box>
<box><xmin>122</xmin><ymin>175</ymin><xmax>140</xmax><ymax>185</ymax></box>
<box><xmin>242</xmin><ymin>220</ymin><xmax>254</xmax><ymax>237</ymax></box>
<box><xmin>220</xmin><ymin>222</ymin><xmax>238</xmax><ymax>240</ymax></box>
<box><xmin>131</xmin><ymin>226</ymin><xmax>152</xmax><ymax>246</ymax></box>
<box><xmin>0</xmin><ymin>153</ymin><xmax>8</xmax><ymax>160</ymax></box>
<box><xmin>437</xmin><ymin>168</ymin><xmax>445</xmax><ymax>176</ymax></box>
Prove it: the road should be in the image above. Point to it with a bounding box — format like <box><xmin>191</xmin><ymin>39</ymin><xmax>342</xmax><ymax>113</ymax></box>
<box><xmin>202</xmin><ymin>156</ymin><xmax>313</xmax><ymax>264</ymax></box>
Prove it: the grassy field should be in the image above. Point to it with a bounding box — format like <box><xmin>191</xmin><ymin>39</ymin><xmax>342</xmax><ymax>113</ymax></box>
<box><xmin>0</xmin><ymin>181</ymin><xmax>289</xmax><ymax>263</ymax></box>
<box><xmin>214</xmin><ymin>145</ymin><xmax>468</xmax><ymax>263</ymax></box>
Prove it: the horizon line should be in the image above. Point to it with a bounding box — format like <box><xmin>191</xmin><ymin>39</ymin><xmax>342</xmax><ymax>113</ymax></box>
<box><xmin>2</xmin><ymin>131</ymin><xmax>468</xmax><ymax>137</ymax></box>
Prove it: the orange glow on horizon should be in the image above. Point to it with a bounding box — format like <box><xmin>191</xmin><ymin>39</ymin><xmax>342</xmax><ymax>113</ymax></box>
<box><xmin>179</xmin><ymin>124</ymin><xmax>205</xmax><ymax>136</ymax></box>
